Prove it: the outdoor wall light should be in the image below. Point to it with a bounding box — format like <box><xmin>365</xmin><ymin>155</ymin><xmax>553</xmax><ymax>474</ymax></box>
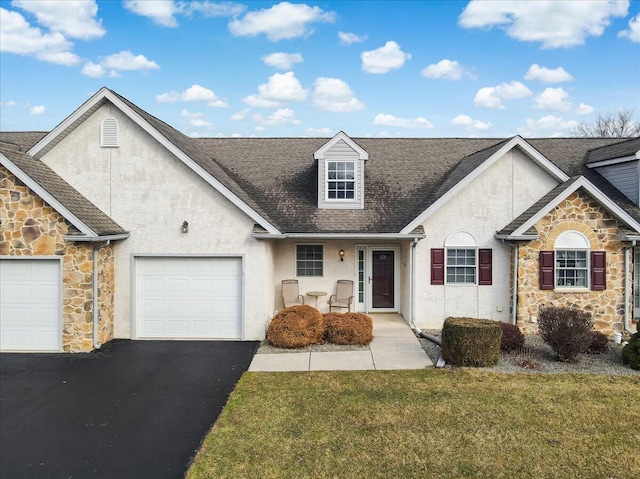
<box><xmin>181</xmin><ymin>220</ymin><xmax>189</xmax><ymax>234</ymax></box>
<box><xmin>339</xmin><ymin>249</ymin><xmax>345</xmax><ymax>261</ymax></box>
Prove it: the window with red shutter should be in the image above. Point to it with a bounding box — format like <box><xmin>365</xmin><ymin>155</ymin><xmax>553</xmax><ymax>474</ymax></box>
<box><xmin>539</xmin><ymin>251</ymin><xmax>555</xmax><ymax>290</ymax></box>
<box><xmin>478</xmin><ymin>249</ymin><xmax>492</xmax><ymax>285</ymax></box>
<box><xmin>431</xmin><ymin>248</ymin><xmax>444</xmax><ymax>285</ymax></box>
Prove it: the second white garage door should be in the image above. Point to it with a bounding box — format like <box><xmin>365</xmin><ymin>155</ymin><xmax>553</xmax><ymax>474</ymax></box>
<box><xmin>135</xmin><ymin>257</ymin><xmax>242</xmax><ymax>339</ymax></box>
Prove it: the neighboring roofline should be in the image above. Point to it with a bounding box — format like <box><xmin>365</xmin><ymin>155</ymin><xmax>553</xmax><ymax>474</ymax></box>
<box><xmin>27</xmin><ymin>87</ymin><xmax>281</xmax><ymax>235</ymax></box>
<box><xmin>63</xmin><ymin>233</ymin><xmax>130</xmax><ymax>242</ymax></box>
<box><xmin>510</xmin><ymin>175</ymin><xmax>640</xmax><ymax>237</ymax></box>
<box><xmin>400</xmin><ymin>136</ymin><xmax>571</xmax><ymax>234</ymax></box>
<box><xmin>252</xmin><ymin>232</ymin><xmax>426</xmax><ymax>240</ymax></box>
<box><xmin>313</xmin><ymin>131</ymin><xmax>369</xmax><ymax>160</ymax></box>
<box><xmin>1</xmin><ymin>153</ymin><xmax>97</xmax><ymax>237</ymax></box>
<box><xmin>586</xmin><ymin>154</ymin><xmax>638</xmax><ymax>168</ymax></box>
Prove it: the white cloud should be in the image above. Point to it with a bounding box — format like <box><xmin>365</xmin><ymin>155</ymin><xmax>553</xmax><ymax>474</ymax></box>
<box><xmin>518</xmin><ymin>115</ymin><xmax>579</xmax><ymax>137</ymax></box>
<box><xmin>458</xmin><ymin>0</ymin><xmax>629</xmax><ymax>49</ymax></box>
<box><xmin>450</xmin><ymin>114</ymin><xmax>493</xmax><ymax>131</ymax></box>
<box><xmin>524</xmin><ymin>64</ymin><xmax>573</xmax><ymax>83</ymax></box>
<box><xmin>231</xmin><ymin>108</ymin><xmax>250</xmax><ymax>120</ymax></box>
<box><xmin>229</xmin><ymin>2</ymin><xmax>335</xmax><ymax>41</ymax></box>
<box><xmin>101</xmin><ymin>51</ymin><xmax>160</xmax><ymax>71</ymax></box>
<box><xmin>361</xmin><ymin>41</ymin><xmax>411</xmax><ymax>74</ymax></box>
<box><xmin>338</xmin><ymin>31</ymin><xmax>367</xmax><ymax>44</ymax></box>
<box><xmin>0</xmin><ymin>7</ymin><xmax>81</xmax><ymax>65</ymax></box>
<box><xmin>81</xmin><ymin>61</ymin><xmax>106</xmax><ymax>77</ymax></box>
<box><xmin>123</xmin><ymin>0</ymin><xmax>179</xmax><ymax>27</ymax></box>
<box><xmin>253</xmin><ymin>108</ymin><xmax>302</xmax><ymax>125</ymax></box>
<box><xmin>533</xmin><ymin>87</ymin><xmax>572</xmax><ymax>112</ymax></box>
<box><xmin>182</xmin><ymin>1</ymin><xmax>247</xmax><ymax>17</ymax></box>
<box><xmin>306</xmin><ymin>127</ymin><xmax>333</xmax><ymax>136</ymax></box>
<box><xmin>29</xmin><ymin>105</ymin><xmax>46</xmax><ymax>115</ymax></box>
<box><xmin>242</xmin><ymin>71</ymin><xmax>308</xmax><ymax>108</ymax></box>
<box><xmin>372</xmin><ymin>114</ymin><xmax>434</xmax><ymax>130</ymax></box>
<box><xmin>576</xmin><ymin>102</ymin><xmax>594</xmax><ymax>115</ymax></box>
<box><xmin>13</xmin><ymin>0</ymin><xmax>105</xmax><ymax>40</ymax></box>
<box><xmin>180</xmin><ymin>109</ymin><xmax>215</xmax><ymax>129</ymax></box>
<box><xmin>312</xmin><ymin>77</ymin><xmax>365</xmax><ymax>112</ymax></box>
<box><xmin>156</xmin><ymin>84</ymin><xmax>228</xmax><ymax>107</ymax></box>
<box><xmin>0</xmin><ymin>101</ymin><xmax>19</xmax><ymax>107</ymax></box>
<box><xmin>619</xmin><ymin>13</ymin><xmax>640</xmax><ymax>42</ymax></box>
<box><xmin>262</xmin><ymin>52</ymin><xmax>303</xmax><ymax>69</ymax></box>
<box><xmin>421</xmin><ymin>59</ymin><xmax>465</xmax><ymax>80</ymax></box>
<box><xmin>473</xmin><ymin>81</ymin><xmax>533</xmax><ymax>109</ymax></box>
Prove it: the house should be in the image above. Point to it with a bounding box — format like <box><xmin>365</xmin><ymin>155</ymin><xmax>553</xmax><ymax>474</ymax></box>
<box><xmin>1</xmin><ymin>87</ymin><xmax>639</xmax><ymax>352</ymax></box>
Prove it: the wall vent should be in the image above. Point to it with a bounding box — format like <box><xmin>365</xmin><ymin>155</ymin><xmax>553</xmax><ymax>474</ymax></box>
<box><xmin>101</xmin><ymin>118</ymin><xmax>119</xmax><ymax>147</ymax></box>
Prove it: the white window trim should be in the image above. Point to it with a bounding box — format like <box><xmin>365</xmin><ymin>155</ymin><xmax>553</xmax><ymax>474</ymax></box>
<box><xmin>295</xmin><ymin>243</ymin><xmax>324</xmax><ymax>278</ymax></box>
<box><xmin>554</xmin><ymin>230</ymin><xmax>590</xmax><ymax>291</ymax></box>
<box><xmin>324</xmin><ymin>159</ymin><xmax>358</xmax><ymax>203</ymax></box>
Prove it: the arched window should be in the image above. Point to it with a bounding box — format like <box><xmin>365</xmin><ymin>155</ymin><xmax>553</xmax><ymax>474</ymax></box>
<box><xmin>101</xmin><ymin>118</ymin><xmax>119</xmax><ymax>147</ymax></box>
<box><xmin>554</xmin><ymin>231</ymin><xmax>589</xmax><ymax>288</ymax></box>
<box><xmin>444</xmin><ymin>232</ymin><xmax>477</xmax><ymax>284</ymax></box>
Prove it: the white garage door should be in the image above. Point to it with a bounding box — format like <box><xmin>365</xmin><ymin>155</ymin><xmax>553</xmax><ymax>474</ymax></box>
<box><xmin>135</xmin><ymin>257</ymin><xmax>242</xmax><ymax>339</ymax></box>
<box><xmin>0</xmin><ymin>259</ymin><xmax>61</xmax><ymax>351</ymax></box>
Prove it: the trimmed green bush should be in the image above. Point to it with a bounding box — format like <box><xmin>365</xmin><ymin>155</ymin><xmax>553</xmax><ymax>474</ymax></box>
<box><xmin>267</xmin><ymin>305</ymin><xmax>324</xmax><ymax>349</ymax></box>
<box><xmin>538</xmin><ymin>307</ymin><xmax>592</xmax><ymax>362</ymax></box>
<box><xmin>499</xmin><ymin>322</ymin><xmax>525</xmax><ymax>352</ymax></box>
<box><xmin>622</xmin><ymin>324</ymin><xmax>640</xmax><ymax>370</ymax></box>
<box><xmin>586</xmin><ymin>330</ymin><xmax>608</xmax><ymax>354</ymax></box>
<box><xmin>323</xmin><ymin>312</ymin><xmax>373</xmax><ymax>345</ymax></box>
<box><xmin>441</xmin><ymin>317</ymin><xmax>502</xmax><ymax>367</ymax></box>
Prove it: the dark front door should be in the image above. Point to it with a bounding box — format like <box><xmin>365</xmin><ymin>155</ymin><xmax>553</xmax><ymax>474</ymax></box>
<box><xmin>372</xmin><ymin>250</ymin><xmax>394</xmax><ymax>309</ymax></box>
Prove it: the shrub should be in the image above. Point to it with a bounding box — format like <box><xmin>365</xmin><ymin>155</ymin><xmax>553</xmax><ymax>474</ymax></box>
<box><xmin>441</xmin><ymin>317</ymin><xmax>502</xmax><ymax>367</ymax></box>
<box><xmin>266</xmin><ymin>305</ymin><xmax>324</xmax><ymax>349</ymax></box>
<box><xmin>538</xmin><ymin>307</ymin><xmax>592</xmax><ymax>362</ymax></box>
<box><xmin>323</xmin><ymin>312</ymin><xmax>373</xmax><ymax>345</ymax></box>
<box><xmin>622</xmin><ymin>325</ymin><xmax>640</xmax><ymax>370</ymax></box>
<box><xmin>499</xmin><ymin>322</ymin><xmax>525</xmax><ymax>352</ymax></box>
<box><xmin>586</xmin><ymin>330</ymin><xmax>608</xmax><ymax>354</ymax></box>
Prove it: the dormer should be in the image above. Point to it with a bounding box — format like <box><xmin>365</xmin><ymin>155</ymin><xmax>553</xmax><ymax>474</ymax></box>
<box><xmin>314</xmin><ymin>131</ymin><xmax>368</xmax><ymax>209</ymax></box>
<box><xmin>586</xmin><ymin>138</ymin><xmax>640</xmax><ymax>206</ymax></box>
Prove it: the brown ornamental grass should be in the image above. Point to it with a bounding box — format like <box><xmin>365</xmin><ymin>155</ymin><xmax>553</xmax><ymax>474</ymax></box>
<box><xmin>323</xmin><ymin>312</ymin><xmax>373</xmax><ymax>345</ymax></box>
<box><xmin>266</xmin><ymin>305</ymin><xmax>324</xmax><ymax>348</ymax></box>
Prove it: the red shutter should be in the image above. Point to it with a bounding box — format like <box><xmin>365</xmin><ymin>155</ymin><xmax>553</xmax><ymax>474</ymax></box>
<box><xmin>539</xmin><ymin>251</ymin><xmax>555</xmax><ymax>290</ymax></box>
<box><xmin>478</xmin><ymin>249</ymin><xmax>492</xmax><ymax>285</ymax></box>
<box><xmin>431</xmin><ymin>248</ymin><xmax>444</xmax><ymax>285</ymax></box>
<box><xmin>591</xmin><ymin>251</ymin><xmax>606</xmax><ymax>291</ymax></box>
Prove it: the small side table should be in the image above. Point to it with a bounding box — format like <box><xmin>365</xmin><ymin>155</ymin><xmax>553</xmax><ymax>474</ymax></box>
<box><xmin>306</xmin><ymin>291</ymin><xmax>327</xmax><ymax>309</ymax></box>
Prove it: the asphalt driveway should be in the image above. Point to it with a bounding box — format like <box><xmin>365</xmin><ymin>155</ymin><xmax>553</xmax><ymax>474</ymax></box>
<box><xmin>0</xmin><ymin>339</ymin><xmax>258</xmax><ymax>479</ymax></box>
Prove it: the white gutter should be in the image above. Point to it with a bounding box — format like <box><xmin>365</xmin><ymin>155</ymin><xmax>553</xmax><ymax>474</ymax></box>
<box><xmin>92</xmin><ymin>240</ymin><xmax>111</xmax><ymax>349</ymax></box>
<box><xmin>494</xmin><ymin>234</ymin><xmax>539</xmax><ymax>241</ymax></box>
<box><xmin>64</xmin><ymin>233</ymin><xmax>130</xmax><ymax>242</ymax></box>
<box><xmin>252</xmin><ymin>232</ymin><xmax>426</xmax><ymax>240</ymax></box>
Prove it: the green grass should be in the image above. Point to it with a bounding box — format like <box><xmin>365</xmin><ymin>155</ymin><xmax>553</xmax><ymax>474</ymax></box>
<box><xmin>187</xmin><ymin>370</ymin><xmax>639</xmax><ymax>479</ymax></box>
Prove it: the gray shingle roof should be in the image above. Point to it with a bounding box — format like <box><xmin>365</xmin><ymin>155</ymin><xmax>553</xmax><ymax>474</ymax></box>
<box><xmin>1</xmin><ymin>136</ymin><xmax>127</xmax><ymax>237</ymax></box>
<box><xmin>585</xmin><ymin>136</ymin><xmax>640</xmax><ymax>164</ymax></box>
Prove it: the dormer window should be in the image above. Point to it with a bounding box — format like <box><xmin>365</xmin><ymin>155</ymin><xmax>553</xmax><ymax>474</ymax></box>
<box><xmin>314</xmin><ymin>131</ymin><xmax>368</xmax><ymax>210</ymax></box>
<box><xmin>327</xmin><ymin>161</ymin><xmax>356</xmax><ymax>201</ymax></box>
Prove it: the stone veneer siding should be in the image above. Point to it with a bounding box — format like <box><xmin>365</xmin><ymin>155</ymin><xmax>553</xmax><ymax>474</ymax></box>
<box><xmin>1</xmin><ymin>167</ymin><xmax>115</xmax><ymax>352</ymax></box>
<box><xmin>516</xmin><ymin>190</ymin><xmax>631</xmax><ymax>335</ymax></box>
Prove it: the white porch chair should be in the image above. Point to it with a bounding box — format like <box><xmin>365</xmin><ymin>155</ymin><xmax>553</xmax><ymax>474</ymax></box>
<box><xmin>328</xmin><ymin>279</ymin><xmax>354</xmax><ymax>312</ymax></box>
<box><xmin>281</xmin><ymin>279</ymin><xmax>305</xmax><ymax>308</ymax></box>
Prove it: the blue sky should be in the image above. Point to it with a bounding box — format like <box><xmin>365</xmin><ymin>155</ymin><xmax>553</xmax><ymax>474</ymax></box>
<box><xmin>1</xmin><ymin>0</ymin><xmax>639</xmax><ymax>138</ymax></box>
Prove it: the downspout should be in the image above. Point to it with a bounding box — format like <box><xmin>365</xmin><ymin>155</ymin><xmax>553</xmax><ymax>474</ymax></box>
<box><xmin>511</xmin><ymin>243</ymin><xmax>519</xmax><ymax>326</ymax></box>
<box><xmin>93</xmin><ymin>240</ymin><xmax>111</xmax><ymax>350</ymax></box>
<box><xmin>410</xmin><ymin>238</ymin><xmax>442</xmax><ymax>347</ymax></box>
<box><xmin>624</xmin><ymin>242</ymin><xmax>635</xmax><ymax>334</ymax></box>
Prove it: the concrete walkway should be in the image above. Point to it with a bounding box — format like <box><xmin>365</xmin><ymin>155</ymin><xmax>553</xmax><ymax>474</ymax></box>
<box><xmin>249</xmin><ymin>314</ymin><xmax>433</xmax><ymax>372</ymax></box>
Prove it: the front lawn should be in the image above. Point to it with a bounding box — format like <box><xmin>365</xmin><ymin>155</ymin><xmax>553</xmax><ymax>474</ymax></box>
<box><xmin>187</xmin><ymin>369</ymin><xmax>639</xmax><ymax>479</ymax></box>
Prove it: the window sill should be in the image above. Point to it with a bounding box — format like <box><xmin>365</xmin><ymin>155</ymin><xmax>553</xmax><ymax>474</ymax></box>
<box><xmin>553</xmin><ymin>288</ymin><xmax>590</xmax><ymax>293</ymax></box>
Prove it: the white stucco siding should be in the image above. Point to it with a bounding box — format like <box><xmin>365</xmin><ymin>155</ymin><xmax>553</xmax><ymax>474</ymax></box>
<box><xmin>415</xmin><ymin>148</ymin><xmax>559</xmax><ymax>329</ymax></box>
<box><xmin>38</xmin><ymin>103</ymin><xmax>271</xmax><ymax>340</ymax></box>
